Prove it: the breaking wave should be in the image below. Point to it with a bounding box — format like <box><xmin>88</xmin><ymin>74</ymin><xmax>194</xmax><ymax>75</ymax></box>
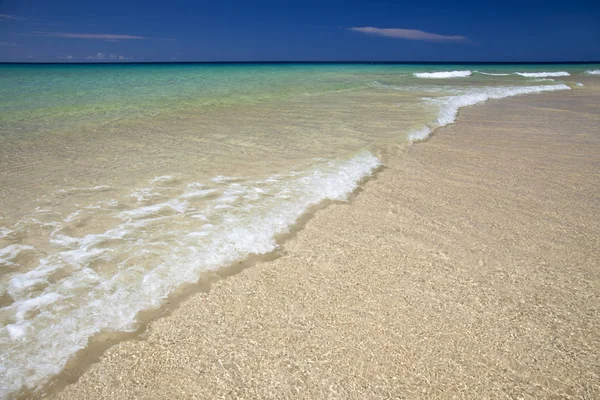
<box><xmin>0</xmin><ymin>152</ymin><xmax>380</xmax><ymax>398</ymax></box>
<box><xmin>407</xmin><ymin>84</ymin><xmax>571</xmax><ymax>141</ymax></box>
<box><xmin>514</xmin><ymin>71</ymin><xmax>570</xmax><ymax>78</ymax></box>
<box><xmin>414</xmin><ymin>70</ymin><xmax>472</xmax><ymax>79</ymax></box>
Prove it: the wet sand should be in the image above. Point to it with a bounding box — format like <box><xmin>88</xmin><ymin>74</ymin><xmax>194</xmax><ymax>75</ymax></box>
<box><xmin>52</xmin><ymin>86</ymin><xmax>599</xmax><ymax>399</ymax></box>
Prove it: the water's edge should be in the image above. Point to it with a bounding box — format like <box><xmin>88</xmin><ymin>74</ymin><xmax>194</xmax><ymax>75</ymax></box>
<box><xmin>18</xmin><ymin>165</ymin><xmax>387</xmax><ymax>400</ymax></box>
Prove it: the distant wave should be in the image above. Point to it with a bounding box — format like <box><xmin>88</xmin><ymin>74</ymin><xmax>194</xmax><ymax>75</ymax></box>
<box><xmin>408</xmin><ymin>84</ymin><xmax>571</xmax><ymax>141</ymax></box>
<box><xmin>585</xmin><ymin>70</ymin><xmax>600</xmax><ymax>75</ymax></box>
<box><xmin>514</xmin><ymin>71</ymin><xmax>570</xmax><ymax>78</ymax></box>
<box><xmin>478</xmin><ymin>72</ymin><xmax>511</xmax><ymax>76</ymax></box>
<box><xmin>414</xmin><ymin>70</ymin><xmax>472</xmax><ymax>79</ymax></box>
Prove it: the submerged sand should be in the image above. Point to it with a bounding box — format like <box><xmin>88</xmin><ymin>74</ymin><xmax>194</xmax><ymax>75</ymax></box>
<box><xmin>51</xmin><ymin>86</ymin><xmax>599</xmax><ymax>399</ymax></box>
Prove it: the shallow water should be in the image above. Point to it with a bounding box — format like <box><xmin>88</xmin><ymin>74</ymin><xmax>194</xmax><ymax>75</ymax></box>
<box><xmin>0</xmin><ymin>62</ymin><xmax>597</xmax><ymax>397</ymax></box>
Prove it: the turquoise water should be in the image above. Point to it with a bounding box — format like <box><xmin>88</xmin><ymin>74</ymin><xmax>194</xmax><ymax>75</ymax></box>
<box><xmin>0</xmin><ymin>63</ymin><xmax>597</xmax><ymax>398</ymax></box>
<box><xmin>1</xmin><ymin>63</ymin><xmax>593</xmax><ymax>134</ymax></box>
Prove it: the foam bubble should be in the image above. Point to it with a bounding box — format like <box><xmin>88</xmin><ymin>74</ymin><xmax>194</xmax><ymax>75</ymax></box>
<box><xmin>514</xmin><ymin>71</ymin><xmax>570</xmax><ymax>77</ymax></box>
<box><xmin>414</xmin><ymin>70</ymin><xmax>472</xmax><ymax>79</ymax></box>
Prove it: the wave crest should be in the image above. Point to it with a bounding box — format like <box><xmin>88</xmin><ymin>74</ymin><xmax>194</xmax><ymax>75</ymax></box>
<box><xmin>408</xmin><ymin>84</ymin><xmax>571</xmax><ymax>142</ymax></box>
<box><xmin>414</xmin><ymin>70</ymin><xmax>472</xmax><ymax>79</ymax></box>
<box><xmin>515</xmin><ymin>71</ymin><xmax>570</xmax><ymax>78</ymax></box>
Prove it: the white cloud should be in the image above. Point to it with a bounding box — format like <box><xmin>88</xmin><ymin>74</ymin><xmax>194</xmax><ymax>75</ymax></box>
<box><xmin>0</xmin><ymin>14</ymin><xmax>27</xmax><ymax>21</ymax></box>
<box><xmin>86</xmin><ymin>53</ymin><xmax>133</xmax><ymax>61</ymax></box>
<box><xmin>86</xmin><ymin>52</ymin><xmax>106</xmax><ymax>60</ymax></box>
<box><xmin>348</xmin><ymin>26</ymin><xmax>467</xmax><ymax>42</ymax></box>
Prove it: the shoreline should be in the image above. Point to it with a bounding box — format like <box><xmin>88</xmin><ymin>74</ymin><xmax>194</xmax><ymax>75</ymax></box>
<box><xmin>20</xmin><ymin>184</ymin><xmax>384</xmax><ymax>400</ymax></box>
<box><xmin>41</xmin><ymin>84</ymin><xmax>600</xmax><ymax>398</ymax></box>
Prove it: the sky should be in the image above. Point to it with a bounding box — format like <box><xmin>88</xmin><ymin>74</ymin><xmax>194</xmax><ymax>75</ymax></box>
<box><xmin>0</xmin><ymin>0</ymin><xmax>599</xmax><ymax>62</ymax></box>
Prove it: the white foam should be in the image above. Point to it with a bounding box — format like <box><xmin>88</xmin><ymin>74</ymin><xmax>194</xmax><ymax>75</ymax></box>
<box><xmin>0</xmin><ymin>152</ymin><xmax>380</xmax><ymax>398</ymax></box>
<box><xmin>585</xmin><ymin>70</ymin><xmax>600</xmax><ymax>75</ymax></box>
<box><xmin>211</xmin><ymin>175</ymin><xmax>238</xmax><ymax>183</ymax></box>
<box><xmin>149</xmin><ymin>175</ymin><xmax>176</xmax><ymax>184</ymax></box>
<box><xmin>478</xmin><ymin>72</ymin><xmax>511</xmax><ymax>76</ymax></box>
<box><xmin>407</xmin><ymin>126</ymin><xmax>432</xmax><ymax>141</ymax></box>
<box><xmin>13</xmin><ymin>293</ymin><xmax>62</xmax><ymax>322</ymax></box>
<box><xmin>118</xmin><ymin>198</ymin><xmax>188</xmax><ymax>220</ymax></box>
<box><xmin>407</xmin><ymin>84</ymin><xmax>571</xmax><ymax>142</ymax></box>
<box><xmin>5</xmin><ymin>322</ymin><xmax>30</xmax><ymax>340</ymax></box>
<box><xmin>414</xmin><ymin>70</ymin><xmax>472</xmax><ymax>79</ymax></box>
<box><xmin>180</xmin><ymin>187</ymin><xmax>219</xmax><ymax>200</ymax></box>
<box><xmin>0</xmin><ymin>244</ymin><xmax>34</xmax><ymax>266</ymax></box>
<box><xmin>84</xmin><ymin>199</ymin><xmax>118</xmax><ymax>210</ymax></box>
<box><xmin>0</xmin><ymin>227</ymin><xmax>13</xmax><ymax>239</ymax></box>
<box><xmin>64</xmin><ymin>210</ymin><xmax>82</xmax><ymax>223</ymax></box>
<box><xmin>129</xmin><ymin>188</ymin><xmax>162</xmax><ymax>203</ymax></box>
<box><xmin>514</xmin><ymin>71</ymin><xmax>570</xmax><ymax>77</ymax></box>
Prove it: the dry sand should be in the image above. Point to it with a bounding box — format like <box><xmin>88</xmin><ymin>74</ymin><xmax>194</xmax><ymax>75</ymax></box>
<box><xmin>51</xmin><ymin>86</ymin><xmax>599</xmax><ymax>399</ymax></box>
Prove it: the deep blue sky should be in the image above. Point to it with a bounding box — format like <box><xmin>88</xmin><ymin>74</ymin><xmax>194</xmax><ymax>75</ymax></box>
<box><xmin>0</xmin><ymin>0</ymin><xmax>599</xmax><ymax>62</ymax></box>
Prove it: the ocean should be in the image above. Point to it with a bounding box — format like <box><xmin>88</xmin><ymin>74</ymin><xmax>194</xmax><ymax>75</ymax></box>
<box><xmin>0</xmin><ymin>63</ymin><xmax>598</xmax><ymax>397</ymax></box>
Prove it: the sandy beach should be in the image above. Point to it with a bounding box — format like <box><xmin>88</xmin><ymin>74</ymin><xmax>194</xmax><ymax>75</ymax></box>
<box><xmin>46</xmin><ymin>85</ymin><xmax>600</xmax><ymax>399</ymax></box>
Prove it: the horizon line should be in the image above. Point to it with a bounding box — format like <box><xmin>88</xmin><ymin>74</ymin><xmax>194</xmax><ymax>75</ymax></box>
<box><xmin>1</xmin><ymin>60</ymin><xmax>599</xmax><ymax>65</ymax></box>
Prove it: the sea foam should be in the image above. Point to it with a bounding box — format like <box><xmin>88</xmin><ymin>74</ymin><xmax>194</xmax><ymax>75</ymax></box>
<box><xmin>514</xmin><ymin>71</ymin><xmax>570</xmax><ymax>77</ymax></box>
<box><xmin>0</xmin><ymin>152</ymin><xmax>380</xmax><ymax>398</ymax></box>
<box><xmin>414</xmin><ymin>70</ymin><xmax>472</xmax><ymax>79</ymax></box>
<box><xmin>585</xmin><ymin>70</ymin><xmax>600</xmax><ymax>75</ymax></box>
<box><xmin>0</xmin><ymin>244</ymin><xmax>35</xmax><ymax>267</ymax></box>
<box><xmin>0</xmin><ymin>227</ymin><xmax>13</xmax><ymax>240</ymax></box>
<box><xmin>478</xmin><ymin>72</ymin><xmax>511</xmax><ymax>76</ymax></box>
<box><xmin>408</xmin><ymin>84</ymin><xmax>571</xmax><ymax>141</ymax></box>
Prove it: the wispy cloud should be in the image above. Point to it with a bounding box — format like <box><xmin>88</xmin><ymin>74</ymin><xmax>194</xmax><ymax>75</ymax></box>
<box><xmin>30</xmin><ymin>32</ymin><xmax>145</xmax><ymax>40</ymax></box>
<box><xmin>109</xmin><ymin>54</ymin><xmax>133</xmax><ymax>60</ymax></box>
<box><xmin>0</xmin><ymin>41</ymin><xmax>18</xmax><ymax>47</ymax></box>
<box><xmin>348</xmin><ymin>26</ymin><xmax>467</xmax><ymax>42</ymax></box>
<box><xmin>57</xmin><ymin>55</ymin><xmax>73</xmax><ymax>60</ymax></box>
<box><xmin>86</xmin><ymin>53</ymin><xmax>133</xmax><ymax>61</ymax></box>
<box><xmin>86</xmin><ymin>52</ymin><xmax>106</xmax><ymax>60</ymax></box>
<box><xmin>0</xmin><ymin>14</ymin><xmax>27</xmax><ymax>21</ymax></box>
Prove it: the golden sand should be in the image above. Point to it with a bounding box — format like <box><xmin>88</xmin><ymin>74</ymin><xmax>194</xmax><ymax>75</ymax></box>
<box><xmin>50</xmin><ymin>86</ymin><xmax>600</xmax><ymax>399</ymax></box>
